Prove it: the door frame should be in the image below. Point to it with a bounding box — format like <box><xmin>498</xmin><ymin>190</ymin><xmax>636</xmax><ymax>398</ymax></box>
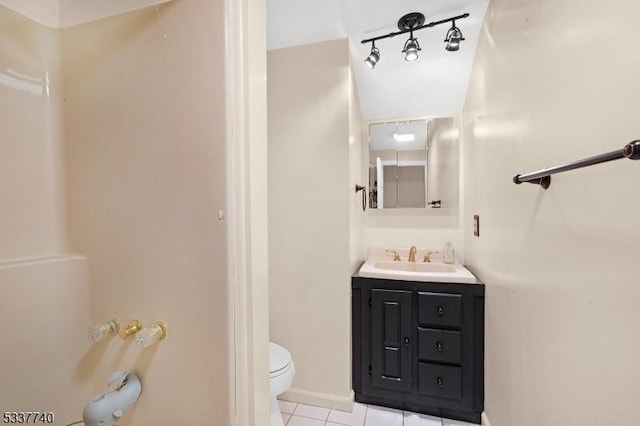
<box><xmin>225</xmin><ymin>0</ymin><xmax>270</xmax><ymax>424</ymax></box>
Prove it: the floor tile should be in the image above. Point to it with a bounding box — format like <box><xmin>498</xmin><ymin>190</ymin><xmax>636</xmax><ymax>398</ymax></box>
<box><xmin>327</xmin><ymin>402</ymin><xmax>367</xmax><ymax>425</ymax></box>
<box><xmin>292</xmin><ymin>403</ymin><xmax>330</xmax><ymax>421</ymax></box>
<box><xmin>442</xmin><ymin>418</ymin><xmax>480</xmax><ymax>426</ymax></box>
<box><xmin>281</xmin><ymin>413</ymin><xmax>291</xmax><ymax>424</ymax></box>
<box><xmin>286</xmin><ymin>415</ymin><xmax>325</xmax><ymax>426</ymax></box>
<box><xmin>278</xmin><ymin>399</ymin><xmax>298</xmax><ymax>414</ymax></box>
<box><xmin>364</xmin><ymin>404</ymin><xmax>403</xmax><ymax>426</ymax></box>
<box><xmin>404</xmin><ymin>411</ymin><xmax>443</xmax><ymax>426</ymax></box>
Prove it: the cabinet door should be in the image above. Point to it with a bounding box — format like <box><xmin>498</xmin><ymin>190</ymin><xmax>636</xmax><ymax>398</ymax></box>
<box><xmin>370</xmin><ymin>289</ymin><xmax>412</xmax><ymax>392</ymax></box>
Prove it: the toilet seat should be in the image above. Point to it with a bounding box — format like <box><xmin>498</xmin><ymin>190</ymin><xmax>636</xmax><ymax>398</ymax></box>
<box><xmin>268</xmin><ymin>342</ymin><xmax>295</xmax><ymax>426</ymax></box>
<box><xmin>270</xmin><ymin>362</ymin><xmax>293</xmax><ymax>379</ymax></box>
<box><xmin>269</xmin><ymin>342</ymin><xmax>292</xmax><ymax>378</ymax></box>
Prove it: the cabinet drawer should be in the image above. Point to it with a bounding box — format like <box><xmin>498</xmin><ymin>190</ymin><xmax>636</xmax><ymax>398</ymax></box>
<box><xmin>418</xmin><ymin>363</ymin><xmax>462</xmax><ymax>400</ymax></box>
<box><xmin>418</xmin><ymin>292</ymin><xmax>462</xmax><ymax>328</ymax></box>
<box><xmin>418</xmin><ymin>328</ymin><xmax>462</xmax><ymax>364</ymax></box>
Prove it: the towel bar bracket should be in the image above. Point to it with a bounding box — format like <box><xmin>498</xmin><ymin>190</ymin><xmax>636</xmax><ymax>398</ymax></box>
<box><xmin>513</xmin><ymin>174</ymin><xmax>551</xmax><ymax>189</ymax></box>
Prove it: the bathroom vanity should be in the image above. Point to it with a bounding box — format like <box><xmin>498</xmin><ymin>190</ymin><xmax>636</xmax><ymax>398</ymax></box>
<box><xmin>352</xmin><ymin>273</ymin><xmax>484</xmax><ymax>423</ymax></box>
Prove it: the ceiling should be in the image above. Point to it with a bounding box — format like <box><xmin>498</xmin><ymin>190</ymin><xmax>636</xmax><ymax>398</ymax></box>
<box><xmin>267</xmin><ymin>0</ymin><xmax>490</xmax><ymax>121</ymax></box>
<box><xmin>2</xmin><ymin>0</ymin><xmax>488</xmax><ymax>120</ymax></box>
<box><xmin>0</xmin><ymin>0</ymin><xmax>172</xmax><ymax>28</ymax></box>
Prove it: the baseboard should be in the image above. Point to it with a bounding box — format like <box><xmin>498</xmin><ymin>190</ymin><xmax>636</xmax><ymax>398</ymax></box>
<box><xmin>481</xmin><ymin>412</ymin><xmax>491</xmax><ymax>426</ymax></box>
<box><xmin>279</xmin><ymin>388</ymin><xmax>354</xmax><ymax>412</ymax></box>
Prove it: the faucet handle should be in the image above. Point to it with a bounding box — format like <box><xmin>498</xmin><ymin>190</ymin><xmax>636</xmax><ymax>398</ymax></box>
<box><xmin>135</xmin><ymin>320</ymin><xmax>168</xmax><ymax>349</ymax></box>
<box><xmin>423</xmin><ymin>251</ymin><xmax>439</xmax><ymax>263</ymax></box>
<box><xmin>385</xmin><ymin>249</ymin><xmax>401</xmax><ymax>261</ymax></box>
<box><xmin>87</xmin><ymin>318</ymin><xmax>120</xmax><ymax>342</ymax></box>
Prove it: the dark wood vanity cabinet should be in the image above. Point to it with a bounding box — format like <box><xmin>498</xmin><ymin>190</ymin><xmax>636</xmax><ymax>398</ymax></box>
<box><xmin>352</xmin><ymin>275</ymin><xmax>485</xmax><ymax>424</ymax></box>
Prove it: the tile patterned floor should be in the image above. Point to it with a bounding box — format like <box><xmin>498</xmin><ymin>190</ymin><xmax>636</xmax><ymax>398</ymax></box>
<box><xmin>278</xmin><ymin>399</ymin><xmax>480</xmax><ymax>426</ymax></box>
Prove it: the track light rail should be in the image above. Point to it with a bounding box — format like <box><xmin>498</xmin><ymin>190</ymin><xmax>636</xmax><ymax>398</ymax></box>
<box><xmin>513</xmin><ymin>140</ymin><xmax>640</xmax><ymax>189</ymax></box>
<box><xmin>360</xmin><ymin>13</ymin><xmax>470</xmax><ymax>44</ymax></box>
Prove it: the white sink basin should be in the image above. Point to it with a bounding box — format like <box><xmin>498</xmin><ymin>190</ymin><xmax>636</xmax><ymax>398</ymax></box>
<box><xmin>373</xmin><ymin>261</ymin><xmax>457</xmax><ymax>273</ymax></box>
<box><xmin>359</xmin><ymin>248</ymin><xmax>477</xmax><ymax>284</ymax></box>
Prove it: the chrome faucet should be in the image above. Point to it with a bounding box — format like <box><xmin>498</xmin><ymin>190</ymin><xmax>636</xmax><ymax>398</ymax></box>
<box><xmin>408</xmin><ymin>246</ymin><xmax>417</xmax><ymax>262</ymax></box>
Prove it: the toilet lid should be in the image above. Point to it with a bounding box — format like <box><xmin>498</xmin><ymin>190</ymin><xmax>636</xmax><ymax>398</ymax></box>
<box><xmin>269</xmin><ymin>342</ymin><xmax>292</xmax><ymax>374</ymax></box>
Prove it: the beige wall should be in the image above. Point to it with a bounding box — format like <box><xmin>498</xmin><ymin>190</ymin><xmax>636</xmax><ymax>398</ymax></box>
<box><xmin>0</xmin><ymin>7</ymin><xmax>66</xmax><ymax>259</ymax></box>
<box><xmin>0</xmin><ymin>9</ymin><xmax>90</xmax><ymax>424</ymax></box>
<box><xmin>362</xmin><ymin>214</ymin><xmax>463</xmax><ymax>264</ymax></box>
<box><xmin>464</xmin><ymin>0</ymin><xmax>640</xmax><ymax>425</ymax></box>
<box><xmin>61</xmin><ymin>1</ymin><xmax>231</xmax><ymax>424</ymax></box>
<box><xmin>427</xmin><ymin>116</ymin><xmax>460</xmax><ymax>209</ymax></box>
<box><xmin>268</xmin><ymin>38</ymin><xmax>353</xmax><ymax>409</ymax></box>
<box><xmin>0</xmin><ymin>257</ymin><xmax>91</xmax><ymax>425</ymax></box>
<box><xmin>349</xmin><ymin>56</ymin><xmax>365</xmax><ymax>274</ymax></box>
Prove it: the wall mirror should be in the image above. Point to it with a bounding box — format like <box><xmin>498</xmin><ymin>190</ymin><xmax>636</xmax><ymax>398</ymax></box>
<box><xmin>367</xmin><ymin>117</ymin><xmax>459</xmax><ymax>210</ymax></box>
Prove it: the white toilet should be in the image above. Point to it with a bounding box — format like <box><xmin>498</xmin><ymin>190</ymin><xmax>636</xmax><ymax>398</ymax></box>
<box><xmin>269</xmin><ymin>342</ymin><xmax>295</xmax><ymax>426</ymax></box>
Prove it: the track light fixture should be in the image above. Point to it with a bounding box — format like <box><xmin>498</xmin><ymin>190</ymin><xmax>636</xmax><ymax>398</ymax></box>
<box><xmin>403</xmin><ymin>31</ymin><xmax>421</xmax><ymax>61</ymax></box>
<box><xmin>364</xmin><ymin>41</ymin><xmax>380</xmax><ymax>69</ymax></box>
<box><xmin>445</xmin><ymin>20</ymin><xmax>465</xmax><ymax>51</ymax></box>
<box><xmin>361</xmin><ymin>11</ymin><xmax>469</xmax><ymax>68</ymax></box>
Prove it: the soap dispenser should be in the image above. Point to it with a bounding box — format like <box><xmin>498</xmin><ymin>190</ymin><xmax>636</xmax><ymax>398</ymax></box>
<box><xmin>443</xmin><ymin>241</ymin><xmax>455</xmax><ymax>264</ymax></box>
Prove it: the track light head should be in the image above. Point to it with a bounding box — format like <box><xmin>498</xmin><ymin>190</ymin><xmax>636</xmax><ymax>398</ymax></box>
<box><xmin>445</xmin><ymin>21</ymin><xmax>465</xmax><ymax>51</ymax></box>
<box><xmin>364</xmin><ymin>44</ymin><xmax>380</xmax><ymax>69</ymax></box>
<box><xmin>399</xmin><ymin>13</ymin><xmax>423</xmax><ymax>62</ymax></box>
<box><xmin>403</xmin><ymin>34</ymin><xmax>421</xmax><ymax>61</ymax></box>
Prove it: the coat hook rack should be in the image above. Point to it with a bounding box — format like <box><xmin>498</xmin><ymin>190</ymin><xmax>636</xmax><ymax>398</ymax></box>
<box><xmin>513</xmin><ymin>140</ymin><xmax>640</xmax><ymax>189</ymax></box>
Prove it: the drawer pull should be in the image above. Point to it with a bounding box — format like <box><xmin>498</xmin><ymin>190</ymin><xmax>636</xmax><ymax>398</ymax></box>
<box><xmin>436</xmin><ymin>341</ymin><xmax>444</xmax><ymax>352</ymax></box>
<box><xmin>437</xmin><ymin>377</ymin><xmax>444</xmax><ymax>389</ymax></box>
<box><xmin>437</xmin><ymin>305</ymin><xmax>445</xmax><ymax>316</ymax></box>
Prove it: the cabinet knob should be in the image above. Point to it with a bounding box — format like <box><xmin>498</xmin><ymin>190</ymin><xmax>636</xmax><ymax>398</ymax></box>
<box><xmin>404</xmin><ymin>337</ymin><xmax>410</xmax><ymax>347</ymax></box>
<box><xmin>436</xmin><ymin>341</ymin><xmax>444</xmax><ymax>352</ymax></box>
<box><xmin>437</xmin><ymin>377</ymin><xmax>444</xmax><ymax>389</ymax></box>
<box><xmin>437</xmin><ymin>305</ymin><xmax>445</xmax><ymax>316</ymax></box>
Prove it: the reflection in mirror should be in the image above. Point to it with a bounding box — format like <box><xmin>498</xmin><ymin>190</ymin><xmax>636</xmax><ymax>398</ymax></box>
<box><xmin>368</xmin><ymin>120</ymin><xmax>427</xmax><ymax>208</ymax></box>
<box><xmin>367</xmin><ymin>117</ymin><xmax>459</xmax><ymax>210</ymax></box>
